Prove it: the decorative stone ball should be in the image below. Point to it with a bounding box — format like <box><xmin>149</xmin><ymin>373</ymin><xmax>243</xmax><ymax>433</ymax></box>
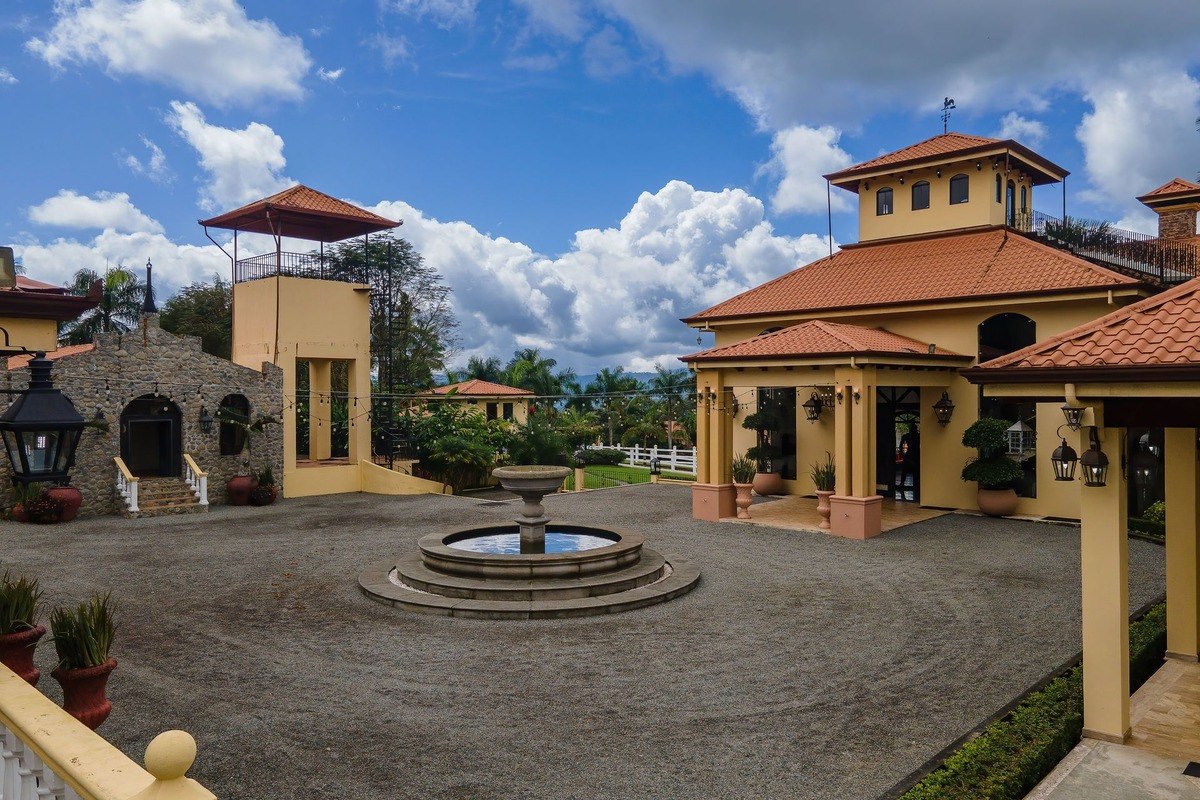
<box><xmin>144</xmin><ymin>730</ymin><xmax>196</xmax><ymax>780</ymax></box>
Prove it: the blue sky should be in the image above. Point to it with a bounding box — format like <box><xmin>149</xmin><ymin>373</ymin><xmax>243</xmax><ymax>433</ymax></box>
<box><xmin>1</xmin><ymin>1</ymin><xmax>1198</xmax><ymax>372</ymax></box>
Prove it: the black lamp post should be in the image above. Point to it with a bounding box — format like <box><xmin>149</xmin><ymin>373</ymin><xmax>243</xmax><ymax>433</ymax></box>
<box><xmin>1050</xmin><ymin>438</ymin><xmax>1078</xmax><ymax>481</ymax></box>
<box><xmin>932</xmin><ymin>391</ymin><xmax>955</xmax><ymax>426</ymax></box>
<box><xmin>650</xmin><ymin>458</ymin><xmax>662</xmax><ymax>476</ymax></box>
<box><xmin>1080</xmin><ymin>429</ymin><xmax>1109</xmax><ymax>487</ymax></box>
<box><xmin>802</xmin><ymin>391</ymin><xmax>824</xmax><ymax>422</ymax></box>
<box><xmin>0</xmin><ymin>353</ymin><xmax>84</xmax><ymax>486</ymax></box>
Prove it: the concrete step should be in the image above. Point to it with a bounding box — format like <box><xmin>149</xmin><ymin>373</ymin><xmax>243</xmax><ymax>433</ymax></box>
<box><xmin>136</xmin><ymin>501</ymin><xmax>207</xmax><ymax>518</ymax></box>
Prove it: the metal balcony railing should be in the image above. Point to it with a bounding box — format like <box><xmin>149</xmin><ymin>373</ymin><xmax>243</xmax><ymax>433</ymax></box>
<box><xmin>233</xmin><ymin>251</ymin><xmax>369</xmax><ymax>284</ymax></box>
<box><xmin>1015</xmin><ymin>210</ymin><xmax>1200</xmax><ymax>285</ymax></box>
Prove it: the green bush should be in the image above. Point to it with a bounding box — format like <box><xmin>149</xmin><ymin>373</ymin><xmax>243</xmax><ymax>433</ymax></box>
<box><xmin>962</xmin><ymin>418</ymin><xmax>1012</xmax><ymax>452</ymax></box>
<box><xmin>575</xmin><ymin>448</ymin><xmax>627</xmax><ymax>467</ymax></box>
<box><xmin>508</xmin><ymin>415</ymin><xmax>570</xmax><ymax>466</ymax></box>
<box><xmin>1143</xmin><ymin>500</ymin><xmax>1165</xmax><ymax>524</ymax></box>
<box><xmin>731</xmin><ymin>454</ymin><xmax>756</xmax><ymax>485</ymax></box>
<box><xmin>1128</xmin><ymin>517</ymin><xmax>1166</xmax><ymax>539</ymax></box>
<box><xmin>961</xmin><ymin>419</ymin><xmax>1023</xmax><ymax>490</ymax></box>
<box><xmin>422</xmin><ymin>435</ymin><xmax>496</xmax><ymax>493</ymax></box>
<box><xmin>900</xmin><ymin>603</ymin><xmax>1167</xmax><ymax>800</ymax></box>
<box><xmin>50</xmin><ymin>594</ymin><xmax>115</xmax><ymax>670</ymax></box>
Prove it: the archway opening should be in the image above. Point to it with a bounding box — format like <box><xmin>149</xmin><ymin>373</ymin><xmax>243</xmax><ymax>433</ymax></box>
<box><xmin>120</xmin><ymin>394</ymin><xmax>182</xmax><ymax>478</ymax></box>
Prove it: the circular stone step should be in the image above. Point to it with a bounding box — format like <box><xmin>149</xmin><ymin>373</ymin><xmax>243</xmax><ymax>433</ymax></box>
<box><xmin>358</xmin><ymin>551</ymin><xmax>699</xmax><ymax>619</ymax></box>
<box><xmin>394</xmin><ymin>549</ymin><xmax>667</xmax><ymax>601</ymax></box>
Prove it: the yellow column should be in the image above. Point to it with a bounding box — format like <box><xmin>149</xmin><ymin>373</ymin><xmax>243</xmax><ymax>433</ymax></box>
<box><xmin>309</xmin><ymin>359</ymin><xmax>332</xmax><ymax>461</ymax></box>
<box><xmin>1165</xmin><ymin>427</ymin><xmax>1200</xmax><ymax>660</ymax></box>
<box><xmin>348</xmin><ymin>353</ymin><xmax>372</xmax><ymax>464</ymax></box>
<box><xmin>695</xmin><ymin>372</ymin><xmax>711</xmax><ymax>484</ymax></box>
<box><xmin>1080</xmin><ymin>418</ymin><xmax>1131</xmax><ymax>743</ymax></box>
<box><xmin>280</xmin><ymin>353</ymin><xmax>297</xmax><ymax>477</ymax></box>
<box><xmin>691</xmin><ymin>369</ymin><xmax>734</xmax><ymax>521</ymax></box>
<box><xmin>833</xmin><ymin>374</ymin><xmax>852</xmax><ymax>496</ymax></box>
<box><xmin>715</xmin><ymin>385</ymin><xmax>733</xmax><ymax>485</ymax></box>
<box><xmin>848</xmin><ymin>368</ymin><xmax>876</xmax><ymax>497</ymax></box>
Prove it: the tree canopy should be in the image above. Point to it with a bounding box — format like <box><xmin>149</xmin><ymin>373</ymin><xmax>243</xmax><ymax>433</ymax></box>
<box><xmin>159</xmin><ymin>276</ymin><xmax>232</xmax><ymax>358</ymax></box>
<box><xmin>60</xmin><ymin>266</ymin><xmax>146</xmax><ymax>345</ymax></box>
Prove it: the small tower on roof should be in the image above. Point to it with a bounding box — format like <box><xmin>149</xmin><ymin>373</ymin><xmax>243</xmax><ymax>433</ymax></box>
<box><xmin>199</xmin><ymin>185</ymin><xmax>401</xmax><ymax>498</ymax></box>
<box><xmin>1137</xmin><ymin>178</ymin><xmax>1200</xmax><ymax>241</ymax></box>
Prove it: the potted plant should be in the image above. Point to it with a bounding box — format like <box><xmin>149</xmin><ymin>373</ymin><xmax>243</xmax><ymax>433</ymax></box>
<box><xmin>810</xmin><ymin>452</ymin><xmax>836</xmax><ymax>531</ymax></box>
<box><xmin>8</xmin><ymin>482</ymin><xmax>44</xmax><ymax>523</ymax></box>
<box><xmin>50</xmin><ymin>594</ymin><xmax>116</xmax><ymax>730</ymax></box>
<box><xmin>961</xmin><ymin>418</ymin><xmax>1024</xmax><ymax>517</ymax></box>
<box><xmin>731</xmin><ymin>453</ymin><xmax>757</xmax><ymax>520</ymax></box>
<box><xmin>250</xmin><ymin>466</ymin><xmax>277</xmax><ymax>506</ymax></box>
<box><xmin>25</xmin><ymin>493</ymin><xmax>64</xmax><ymax>524</ymax></box>
<box><xmin>46</xmin><ymin>484</ymin><xmax>83</xmax><ymax>522</ymax></box>
<box><xmin>742</xmin><ymin>407</ymin><xmax>784</xmax><ymax>496</ymax></box>
<box><xmin>0</xmin><ymin>571</ymin><xmax>45</xmax><ymax>685</ymax></box>
<box><xmin>218</xmin><ymin>411</ymin><xmax>279</xmax><ymax>506</ymax></box>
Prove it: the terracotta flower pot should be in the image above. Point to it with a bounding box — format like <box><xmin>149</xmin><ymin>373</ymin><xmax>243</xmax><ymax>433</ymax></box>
<box><xmin>752</xmin><ymin>472</ymin><xmax>783</xmax><ymax>497</ymax></box>
<box><xmin>10</xmin><ymin>503</ymin><xmax>27</xmax><ymax>523</ymax></box>
<box><xmin>733</xmin><ymin>483</ymin><xmax>754</xmax><ymax>519</ymax></box>
<box><xmin>46</xmin><ymin>486</ymin><xmax>83</xmax><ymax>522</ymax></box>
<box><xmin>53</xmin><ymin>658</ymin><xmax>117</xmax><ymax>730</ymax></box>
<box><xmin>977</xmin><ymin>487</ymin><xmax>1019</xmax><ymax>517</ymax></box>
<box><xmin>815</xmin><ymin>490</ymin><xmax>835</xmax><ymax>530</ymax></box>
<box><xmin>0</xmin><ymin>624</ymin><xmax>45</xmax><ymax>685</ymax></box>
<box><xmin>226</xmin><ymin>475</ymin><xmax>255</xmax><ymax>506</ymax></box>
<box><xmin>250</xmin><ymin>485</ymin><xmax>277</xmax><ymax>506</ymax></box>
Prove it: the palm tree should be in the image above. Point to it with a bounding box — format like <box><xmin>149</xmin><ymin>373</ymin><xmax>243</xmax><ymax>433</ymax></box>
<box><xmin>584</xmin><ymin>367</ymin><xmax>642</xmax><ymax>445</ymax></box>
<box><xmin>464</xmin><ymin>355</ymin><xmax>504</xmax><ymax>383</ymax></box>
<box><xmin>650</xmin><ymin>365</ymin><xmax>694</xmax><ymax>448</ymax></box>
<box><xmin>60</xmin><ymin>267</ymin><xmax>146</xmax><ymax>345</ymax></box>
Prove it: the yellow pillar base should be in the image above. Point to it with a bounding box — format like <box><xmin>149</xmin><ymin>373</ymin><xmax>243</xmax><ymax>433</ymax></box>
<box><xmin>829</xmin><ymin>495</ymin><xmax>883</xmax><ymax>539</ymax></box>
<box><xmin>692</xmin><ymin>483</ymin><xmax>735</xmax><ymax>521</ymax></box>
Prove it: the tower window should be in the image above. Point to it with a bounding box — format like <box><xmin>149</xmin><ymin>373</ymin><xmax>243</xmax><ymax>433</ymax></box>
<box><xmin>1020</xmin><ymin>185</ymin><xmax>1028</xmax><ymax>212</ymax></box>
<box><xmin>995</xmin><ymin>174</ymin><xmax>1003</xmax><ymax>203</ymax></box>
<box><xmin>911</xmin><ymin>181</ymin><xmax>930</xmax><ymax>210</ymax></box>
<box><xmin>950</xmin><ymin>174</ymin><xmax>970</xmax><ymax>205</ymax></box>
<box><xmin>876</xmin><ymin>187</ymin><xmax>893</xmax><ymax>216</ymax></box>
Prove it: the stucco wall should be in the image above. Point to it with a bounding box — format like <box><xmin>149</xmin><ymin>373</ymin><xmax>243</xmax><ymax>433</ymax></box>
<box><xmin>1</xmin><ymin>315</ymin><xmax>284</xmax><ymax>516</ymax></box>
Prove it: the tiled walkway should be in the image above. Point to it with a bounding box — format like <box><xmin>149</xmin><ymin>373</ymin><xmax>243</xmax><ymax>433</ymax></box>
<box><xmin>721</xmin><ymin>494</ymin><xmax>945</xmax><ymax>534</ymax></box>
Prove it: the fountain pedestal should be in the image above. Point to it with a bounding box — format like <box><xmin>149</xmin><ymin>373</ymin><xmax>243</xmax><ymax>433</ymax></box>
<box><xmin>492</xmin><ymin>465</ymin><xmax>573</xmax><ymax>554</ymax></box>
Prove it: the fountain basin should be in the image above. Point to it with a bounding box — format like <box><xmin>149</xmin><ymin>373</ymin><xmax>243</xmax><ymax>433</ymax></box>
<box><xmin>420</xmin><ymin>526</ymin><xmax>643</xmax><ymax>579</ymax></box>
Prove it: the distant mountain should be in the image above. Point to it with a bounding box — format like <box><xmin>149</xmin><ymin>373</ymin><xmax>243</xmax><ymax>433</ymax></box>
<box><xmin>573</xmin><ymin>372</ymin><xmax>657</xmax><ymax>389</ymax></box>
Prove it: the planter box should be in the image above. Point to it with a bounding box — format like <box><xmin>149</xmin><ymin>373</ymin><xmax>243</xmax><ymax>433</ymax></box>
<box><xmin>829</xmin><ymin>495</ymin><xmax>883</xmax><ymax>540</ymax></box>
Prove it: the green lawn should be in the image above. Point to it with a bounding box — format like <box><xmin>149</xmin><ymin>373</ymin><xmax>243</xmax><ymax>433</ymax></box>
<box><xmin>562</xmin><ymin>464</ymin><xmax>696</xmax><ymax>490</ymax></box>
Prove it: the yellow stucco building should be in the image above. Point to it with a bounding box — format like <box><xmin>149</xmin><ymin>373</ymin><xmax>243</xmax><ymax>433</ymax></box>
<box><xmin>422</xmin><ymin>378</ymin><xmax>533</xmax><ymax>423</ymax></box>
<box><xmin>682</xmin><ymin>133</ymin><xmax>1196</xmax><ymax>537</ymax></box>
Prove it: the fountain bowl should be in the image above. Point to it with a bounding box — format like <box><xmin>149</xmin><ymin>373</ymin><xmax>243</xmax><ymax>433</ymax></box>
<box><xmin>420</xmin><ymin>526</ymin><xmax>643</xmax><ymax>579</ymax></box>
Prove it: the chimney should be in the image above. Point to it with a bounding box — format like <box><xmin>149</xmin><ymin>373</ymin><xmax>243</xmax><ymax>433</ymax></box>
<box><xmin>1156</xmin><ymin>206</ymin><xmax>1199</xmax><ymax>240</ymax></box>
<box><xmin>0</xmin><ymin>247</ymin><xmax>15</xmax><ymax>289</ymax></box>
<box><xmin>1137</xmin><ymin>178</ymin><xmax>1200</xmax><ymax>241</ymax></box>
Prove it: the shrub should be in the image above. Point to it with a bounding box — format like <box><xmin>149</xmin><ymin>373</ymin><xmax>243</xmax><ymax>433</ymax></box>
<box><xmin>575</xmin><ymin>448</ymin><xmax>627</xmax><ymax>467</ymax></box>
<box><xmin>961</xmin><ymin>419</ymin><xmax>1023</xmax><ymax>490</ymax></box>
<box><xmin>508</xmin><ymin>415</ymin><xmax>570</xmax><ymax>466</ymax></box>
<box><xmin>25</xmin><ymin>495</ymin><xmax>64</xmax><ymax>524</ymax></box>
<box><xmin>0</xmin><ymin>570</ymin><xmax>42</xmax><ymax>634</ymax></box>
<box><xmin>1143</xmin><ymin>500</ymin><xmax>1165</xmax><ymax>524</ymax></box>
<box><xmin>50</xmin><ymin>594</ymin><xmax>115</xmax><ymax>670</ymax></box>
<box><xmin>731</xmin><ymin>454</ymin><xmax>756</xmax><ymax>485</ymax></box>
<box><xmin>423</xmin><ymin>435</ymin><xmax>496</xmax><ymax>493</ymax></box>
<box><xmin>809</xmin><ymin>452</ymin><xmax>835</xmax><ymax>492</ymax></box>
<box><xmin>257</xmin><ymin>466</ymin><xmax>276</xmax><ymax>487</ymax></box>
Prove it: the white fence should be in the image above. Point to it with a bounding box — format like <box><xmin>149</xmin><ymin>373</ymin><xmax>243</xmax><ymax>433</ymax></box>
<box><xmin>588</xmin><ymin>445</ymin><xmax>697</xmax><ymax>475</ymax></box>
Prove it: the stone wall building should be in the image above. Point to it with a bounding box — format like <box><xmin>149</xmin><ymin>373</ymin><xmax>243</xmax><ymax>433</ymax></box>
<box><xmin>2</xmin><ymin>314</ymin><xmax>284</xmax><ymax>517</ymax></box>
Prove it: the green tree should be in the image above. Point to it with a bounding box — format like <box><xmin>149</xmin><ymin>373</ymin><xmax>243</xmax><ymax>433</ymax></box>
<box><xmin>501</xmin><ymin>348</ymin><xmax>578</xmax><ymax>412</ymax></box>
<box><xmin>583</xmin><ymin>367</ymin><xmax>642</xmax><ymax>445</ymax></box>
<box><xmin>59</xmin><ymin>266</ymin><xmax>146</xmax><ymax>345</ymax></box>
<box><xmin>159</xmin><ymin>276</ymin><xmax>232</xmax><ymax>358</ymax></box>
<box><xmin>649</xmin><ymin>365</ymin><xmax>694</xmax><ymax>448</ymax></box>
<box><xmin>464</xmin><ymin>355</ymin><xmax>503</xmax><ymax>383</ymax></box>
<box><xmin>325</xmin><ymin>234</ymin><xmax>458</xmax><ymax>393</ymax></box>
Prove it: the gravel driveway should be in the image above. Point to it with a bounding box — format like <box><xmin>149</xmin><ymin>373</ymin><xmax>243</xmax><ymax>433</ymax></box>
<box><xmin>0</xmin><ymin>485</ymin><xmax>1165</xmax><ymax>800</ymax></box>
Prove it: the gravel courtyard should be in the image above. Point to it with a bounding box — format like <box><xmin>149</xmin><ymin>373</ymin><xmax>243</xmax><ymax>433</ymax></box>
<box><xmin>0</xmin><ymin>484</ymin><xmax>1165</xmax><ymax>800</ymax></box>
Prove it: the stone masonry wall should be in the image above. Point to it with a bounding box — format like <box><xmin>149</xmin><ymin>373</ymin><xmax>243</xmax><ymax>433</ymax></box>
<box><xmin>1</xmin><ymin>315</ymin><xmax>284</xmax><ymax>517</ymax></box>
<box><xmin>1159</xmin><ymin>207</ymin><xmax>1199</xmax><ymax>240</ymax></box>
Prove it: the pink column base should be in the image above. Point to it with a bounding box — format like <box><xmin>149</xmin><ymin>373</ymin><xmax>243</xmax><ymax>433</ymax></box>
<box><xmin>692</xmin><ymin>483</ymin><xmax>736</xmax><ymax>521</ymax></box>
<box><xmin>829</xmin><ymin>495</ymin><xmax>884</xmax><ymax>539</ymax></box>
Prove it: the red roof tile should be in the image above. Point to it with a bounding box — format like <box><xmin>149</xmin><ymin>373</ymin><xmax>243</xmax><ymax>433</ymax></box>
<box><xmin>682</xmin><ymin>320</ymin><xmax>968</xmax><ymax>364</ymax></box>
<box><xmin>426</xmin><ymin>379</ymin><xmax>533</xmax><ymax>397</ymax></box>
<box><xmin>1137</xmin><ymin>177</ymin><xmax>1200</xmax><ymax>204</ymax></box>
<box><xmin>198</xmin><ymin>184</ymin><xmax>400</xmax><ymax>242</ymax></box>
<box><xmin>833</xmin><ymin>133</ymin><xmax>999</xmax><ymax>175</ymax></box>
<box><xmin>7</xmin><ymin>344</ymin><xmax>95</xmax><ymax>370</ymax></box>
<box><xmin>969</xmin><ymin>276</ymin><xmax>1200</xmax><ymax>375</ymax></box>
<box><xmin>685</xmin><ymin>228</ymin><xmax>1140</xmax><ymax>322</ymax></box>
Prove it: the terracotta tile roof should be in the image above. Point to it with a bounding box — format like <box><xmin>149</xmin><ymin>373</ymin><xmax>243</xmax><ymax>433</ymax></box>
<box><xmin>685</xmin><ymin>228</ymin><xmax>1140</xmax><ymax>322</ymax></box>
<box><xmin>969</xmin><ymin>276</ymin><xmax>1200</xmax><ymax>375</ymax></box>
<box><xmin>681</xmin><ymin>320</ymin><xmax>968</xmax><ymax>364</ymax></box>
<box><xmin>198</xmin><ymin>184</ymin><xmax>400</xmax><ymax>242</ymax></box>
<box><xmin>426</xmin><ymin>379</ymin><xmax>533</xmax><ymax>397</ymax></box>
<box><xmin>1137</xmin><ymin>177</ymin><xmax>1200</xmax><ymax>204</ymax></box>
<box><xmin>7</xmin><ymin>343</ymin><xmax>94</xmax><ymax>370</ymax></box>
<box><xmin>11</xmin><ymin>276</ymin><xmax>65</xmax><ymax>292</ymax></box>
<box><xmin>832</xmin><ymin>133</ymin><xmax>1000</xmax><ymax>176</ymax></box>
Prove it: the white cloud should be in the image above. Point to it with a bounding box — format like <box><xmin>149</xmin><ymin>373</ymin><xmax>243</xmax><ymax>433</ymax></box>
<box><xmin>317</xmin><ymin>67</ymin><xmax>345</xmax><ymax>82</ymax></box>
<box><xmin>371</xmin><ymin>33</ymin><xmax>412</xmax><ymax>66</ymax></box>
<box><xmin>384</xmin><ymin>0</ymin><xmax>477</xmax><ymax>27</ymax></box>
<box><xmin>370</xmin><ymin>180</ymin><xmax>832</xmax><ymax>371</ymax></box>
<box><xmin>166</xmin><ymin>101</ymin><xmax>293</xmax><ymax>212</ymax></box>
<box><xmin>995</xmin><ymin>112</ymin><xmax>1048</xmax><ymax>146</ymax></box>
<box><xmin>28</xmin><ymin>190</ymin><xmax>164</xmax><ymax>235</ymax></box>
<box><xmin>582</xmin><ymin>26</ymin><xmax>632</xmax><ymax>79</ymax></box>
<box><xmin>26</xmin><ymin>0</ymin><xmax>311</xmax><ymax>107</ymax></box>
<box><xmin>121</xmin><ymin>136</ymin><xmax>172</xmax><ymax>184</ymax></box>
<box><xmin>1076</xmin><ymin>62</ymin><xmax>1200</xmax><ymax>223</ymax></box>
<box><xmin>512</xmin><ymin>0</ymin><xmax>590</xmax><ymax>41</ymax></box>
<box><xmin>0</xmin><ymin>68</ymin><xmax>16</xmax><ymax>85</ymax></box>
<box><xmin>760</xmin><ymin>125</ymin><xmax>854</xmax><ymax>215</ymax></box>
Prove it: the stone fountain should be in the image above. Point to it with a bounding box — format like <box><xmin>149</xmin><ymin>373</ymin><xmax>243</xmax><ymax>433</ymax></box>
<box><xmin>359</xmin><ymin>465</ymin><xmax>699</xmax><ymax>619</ymax></box>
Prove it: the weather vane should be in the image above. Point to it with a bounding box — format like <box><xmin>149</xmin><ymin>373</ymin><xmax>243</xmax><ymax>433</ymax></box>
<box><xmin>941</xmin><ymin>97</ymin><xmax>956</xmax><ymax>134</ymax></box>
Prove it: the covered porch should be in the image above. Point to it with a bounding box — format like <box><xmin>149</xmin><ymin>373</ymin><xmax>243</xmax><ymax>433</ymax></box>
<box><xmin>684</xmin><ymin>320</ymin><xmax>973</xmax><ymax>539</ymax></box>
<box><xmin>967</xmin><ymin>277</ymin><xmax>1200</xmax><ymax>745</ymax></box>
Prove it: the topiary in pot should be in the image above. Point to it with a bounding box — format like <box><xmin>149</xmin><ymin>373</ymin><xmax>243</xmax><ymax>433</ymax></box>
<box><xmin>50</xmin><ymin>594</ymin><xmax>117</xmax><ymax>730</ymax></box>
<box><xmin>809</xmin><ymin>452</ymin><xmax>836</xmax><ymax>530</ymax></box>
<box><xmin>250</xmin><ymin>466</ymin><xmax>277</xmax><ymax>506</ymax></box>
<box><xmin>0</xmin><ymin>570</ymin><xmax>45</xmax><ymax>685</ymax></box>
<box><xmin>961</xmin><ymin>418</ymin><xmax>1025</xmax><ymax>517</ymax></box>
<box><xmin>742</xmin><ymin>408</ymin><xmax>784</xmax><ymax>496</ymax></box>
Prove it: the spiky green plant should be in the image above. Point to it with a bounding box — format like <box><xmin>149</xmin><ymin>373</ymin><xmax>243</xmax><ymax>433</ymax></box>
<box><xmin>0</xmin><ymin>571</ymin><xmax>42</xmax><ymax>634</ymax></box>
<box><xmin>809</xmin><ymin>452</ymin><xmax>836</xmax><ymax>492</ymax></box>
<box><xmin>50</xmin><ymin>594</ymin><xmax>115</xmax><ymax>670</ymax></box>
<box><xmin>731</xmin><ymin>454</ymin><xmax>757</xmax><ymax>485</ymax></box>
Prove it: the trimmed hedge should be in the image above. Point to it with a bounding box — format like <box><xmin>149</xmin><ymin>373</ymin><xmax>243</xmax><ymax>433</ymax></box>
<box><xmin>899</xmin><ymin>603</ymin><xmax>1166</xmax><ymax>800</ymax></box>
<box><xmin>1128</xmin><ymin>517</ymin><xmax>1165</xmax><ymax>540</ymax></box>
<box><xmin>574</xmin><ymin>448</ymin><xmax>628</xmax><ymax>467</ymax></box>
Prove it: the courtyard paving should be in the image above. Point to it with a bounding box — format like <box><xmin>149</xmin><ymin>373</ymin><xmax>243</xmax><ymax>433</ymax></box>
<box><xmin>0</xmin><ymin>484</ymin><xmax>1166</xmax><ymax>800</ymax></box>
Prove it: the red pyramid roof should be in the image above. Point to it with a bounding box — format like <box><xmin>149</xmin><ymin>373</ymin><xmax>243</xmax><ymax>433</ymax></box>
<box><xmin>681</xmin><ymin>320</ymin><xmax>968</xmax><ymax>364</ymax></box>
<box><xmin>198</xmin><ymin>184</ymin><xmax>400</xmax><ymax>242</ymax></box>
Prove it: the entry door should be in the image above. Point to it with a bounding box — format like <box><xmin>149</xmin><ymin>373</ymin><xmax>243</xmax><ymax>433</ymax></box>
<box><xmin>876</xmin><ymin>388</ymin><xmax>921</xmax><ymax>502</ymax></box>
<box><xmin>123</xmin><ymin>419</ymin><xmax>177</xmax><ymax>477</ymax></box>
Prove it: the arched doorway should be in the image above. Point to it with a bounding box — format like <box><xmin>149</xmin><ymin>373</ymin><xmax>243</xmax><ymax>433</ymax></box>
<box><xmin>120</xmin><ymin>395</ymin><xmax>182</xmax><ymax>477</ymax></box>
<box><xmin>979</xmin><ymin>313</ymin><xmax>1038</xmax><ymax>497</ymax></box>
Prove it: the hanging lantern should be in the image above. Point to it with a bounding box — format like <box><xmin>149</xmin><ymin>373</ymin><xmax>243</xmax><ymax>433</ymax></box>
<box><xmin>1050</xmin><ymin>438</ymin><xmax>1078</xmax><ymax>481</ymax></box>
<box><xmin>1061</xmin><ymin>404</ymin><xmax>1084</xmax><ymax>430</ymax></box>
<box><xmin>1006</xmin><ymin>419</ymin><xmax>1036</xmax><ymax>457</ymax></box>
<box><xmin>932</xmin><ymin>391</ymin><xmax>955</xmax><ymax>426</ymax></box>
<box><xmin>1130</xmin><ymin>446</ymin><xmax>1157</xmax><ymax>486</ymax></box>
<box><xmin>1080</xmin><ymin>430</ymin><xmax>1109</xmax><ymax>487</ymax></box>
<box><xmin>801</xmin><ymin>391</ymin><xmax>824</xmax><ymax>422</ymax></box>
<box><xmin>198</xmin><ymin>405</ymin><xmax>214</xmax><ymax>434</ymax></box>
<box><xmin>0</xmin><ymin>353</ymin><xmax>85</xmax><ymax>486</ymax></box>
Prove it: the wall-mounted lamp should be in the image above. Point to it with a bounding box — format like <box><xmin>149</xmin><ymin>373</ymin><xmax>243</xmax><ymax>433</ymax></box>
<box><xmin>1061</xmin><ymin>404</ymin><xmax>1085</xmax><ymax>430</ymax></box>
<box><xmin>976</xmin><ymin>161</ymin><xmax>983</xmax><ymax>171</ymax></box>
<box><xmin>802</xmin><ymin>391</ymin><xmax>824</xmax><ymax>422</ymax></box>
<box><xmin>898</xmin><ymin>176</ymin><xmax>905</xmax><ymax>184</ymax></box>
<box><xmin>852</xmin><ymin>389</ymin><xmax>861</xmax><ymax>404</ymax></box>
<box><xmin>835</xmin><ymin>388</ymin><xmax>844</xmax><ymax>404</ymax></box>
<box><xmin>1051</xmin><ymin>436</ymin><xmax>1078</xmax><ymax>481</ymax></box>
<box><xmin>932</xmin><ymin>391</ymin><xmax>955</xmax><ymax>426</ymax></box>
<box><xmin>1080</xmin><ymin>428</ymin><xmax>1109</xmax><ymax>487</ymax></box>
<box><xmin>935</xmin><ymin>168</ymin><xmax>942</xmax><ymax>178</ymax></box>
<box><xmin>198</xmin><ymin>405</ymin><xmax>214</xmax><ymax>434</ymax></box>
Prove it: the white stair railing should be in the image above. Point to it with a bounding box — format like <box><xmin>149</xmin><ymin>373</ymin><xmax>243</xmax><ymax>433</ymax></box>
<box><xmin>114</xmin><ymin>457</ymin><xmax>138</xmax><ymax>514</ymax></box>
<box><xmin>183</xmin><ymin>454</ymin><xmax>209</xmax><ymax>506</ymax></box>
